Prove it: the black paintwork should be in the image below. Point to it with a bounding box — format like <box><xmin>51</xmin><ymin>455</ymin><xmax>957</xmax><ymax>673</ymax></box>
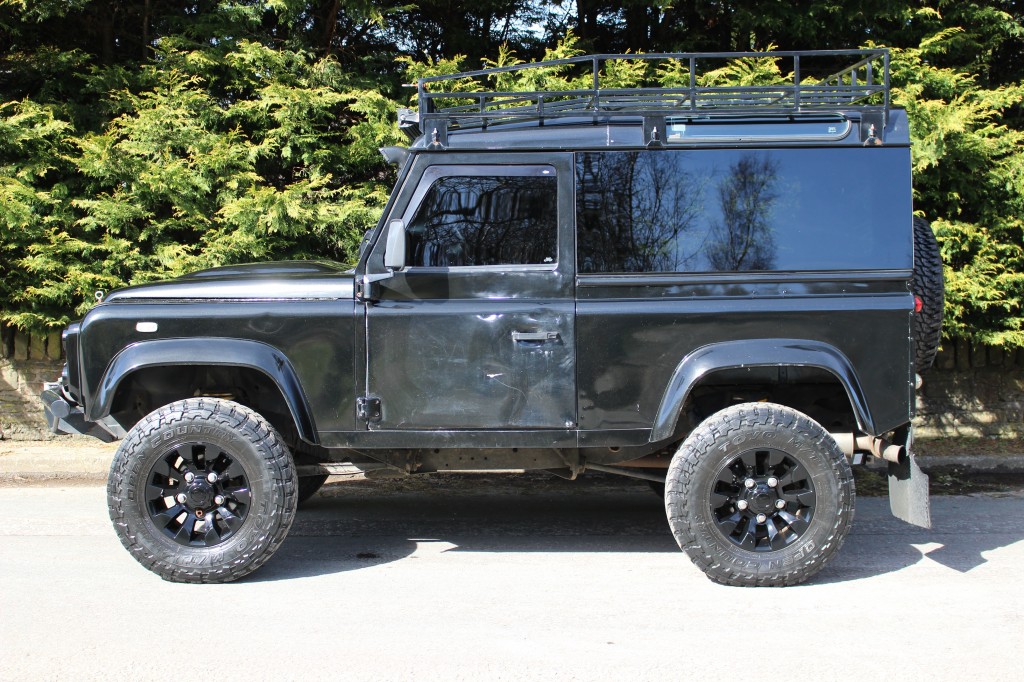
<box><xmin>43</xmin><ymin>107</ymin><xmax>916</xmax><ymax>474</ymax></box>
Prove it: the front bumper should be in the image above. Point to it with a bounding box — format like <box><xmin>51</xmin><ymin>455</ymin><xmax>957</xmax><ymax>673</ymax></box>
<box><xmin>40</xmin><ymin>381</ymin><xmax>118</xmax><ymax>443</ymax></box>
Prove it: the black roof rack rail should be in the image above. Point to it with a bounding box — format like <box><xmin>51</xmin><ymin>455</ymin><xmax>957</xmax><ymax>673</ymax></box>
<box><xmin>402</xmin><ymin>49</ymin><xmax>890</xmax><ymax>138</ymax></box>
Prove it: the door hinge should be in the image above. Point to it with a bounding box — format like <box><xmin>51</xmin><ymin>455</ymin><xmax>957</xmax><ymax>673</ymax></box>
<box><xmin>357</xmin><ymin>396</ymin><xmax>382</xmax><ymax>423</ymax></box>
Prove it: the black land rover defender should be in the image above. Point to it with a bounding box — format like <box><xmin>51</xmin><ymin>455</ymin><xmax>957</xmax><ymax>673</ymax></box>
<box><xmin>41</xmin><ymin>50</ymin><xmax>944</xmax><ymax>586</ymax></box>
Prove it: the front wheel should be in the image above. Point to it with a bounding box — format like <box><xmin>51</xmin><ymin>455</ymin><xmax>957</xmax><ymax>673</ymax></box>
<box><xmin>107</xmin><ymin>398</ymin><xmax>297</xmax><ymax>583</ymax></box>
<box><xmin>665</xmin><ymin>402</ymin><xmax>854</xmax><ymax>587</ymax></box>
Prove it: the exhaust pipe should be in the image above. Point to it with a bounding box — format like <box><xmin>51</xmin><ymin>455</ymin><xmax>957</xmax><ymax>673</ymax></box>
<box><xmin>831</xmin><ymin>432</ymin><xmax>906</xmax><ymax>464</ymax></box>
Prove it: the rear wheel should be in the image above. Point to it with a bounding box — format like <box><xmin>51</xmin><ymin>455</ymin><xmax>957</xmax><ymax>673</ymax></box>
<box><xmin>665</xmin><ymin>402</ymin><xmax>854</xmax><ymax>587</ymax></box>
<box><xmin>107</xmin><ymin>398</ymin><xmax>297</xmax><ymax>583</ymax></box>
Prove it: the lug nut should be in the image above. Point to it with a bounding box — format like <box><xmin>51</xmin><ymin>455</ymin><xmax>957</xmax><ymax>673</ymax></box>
<box><xmin>756</xmin><ymin>513</ymin><xmax>767</xmax><ymax>523</ymax></box>
<box><xmin>775</xmin><ymin>499</ymin><xmax>786</xmax><ymax>509</ymax></box>
<box><xmin>214</xmin><ymin>495</ymin><xmax>225</xmax><ymax>505</ymax></box>
<box><xmin>183</xmin><ymin>472</ymin><xmax>195</xmax><ymax>483</ymax></box>
<box><xmin>207</xmin><ymin>472</ymin><xmax>218</xmax><ymax>483</ymax></box>
<box><xmin>176</xmin><ymin>493</ymin><xmax>187</xmax><ymax>504</ymax></box>
<box><xmin>737</xmin><ymin>500</ymin><xmax>748</xmax><ymax>511</ymax></box>
<box><xmin>744</xmin><ymin>478</ymin><xmax>755</xmax><ymax>489</ymax></box>
<box><xmin>767</xmin><ymin>477</ymin><xmax>779</xmax><ymax>488</ymax></box>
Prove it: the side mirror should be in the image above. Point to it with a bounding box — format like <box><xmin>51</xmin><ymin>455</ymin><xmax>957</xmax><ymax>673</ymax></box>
<box><xmin>384</xmin><ymin>219</ymin><xmax>406</xmax><ymax>269</ymax></box>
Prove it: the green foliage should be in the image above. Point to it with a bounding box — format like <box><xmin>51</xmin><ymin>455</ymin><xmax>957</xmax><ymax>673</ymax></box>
<box><xmin>1</xmin><ymin>1</ymin><xmax>1024</xmax><ymax>348</ymax></box>
<box><xmin>0</xmin><ymin>100</ymin><xmax>82</xmax><ymax>329</ymax></box>
<box><xmin>1</xmin><ymin>29</ymin><xmax>402</xmax><ymax>330</ymax></box>
<box><xmin>889</xmin><ymin>23</ymin><xmax>1024</xmax><ymax>345</ymax></box>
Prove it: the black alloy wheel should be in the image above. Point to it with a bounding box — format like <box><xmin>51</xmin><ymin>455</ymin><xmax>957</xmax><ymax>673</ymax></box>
<box><xmin>709</xmin><ymin>448</ymin><xmax>815</xmax><ymax>552</ymax></box>
<box><xmin>144</xmin><ymin>442</ymin><xmax>252</xmax><ymax>547</ymax></box>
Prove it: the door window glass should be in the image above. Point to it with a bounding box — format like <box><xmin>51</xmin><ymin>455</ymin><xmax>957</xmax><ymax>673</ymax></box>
<box><xmin>407</xmin><ymin>174</ymin><xmax>557</xmax><ymax>267</ymax></box>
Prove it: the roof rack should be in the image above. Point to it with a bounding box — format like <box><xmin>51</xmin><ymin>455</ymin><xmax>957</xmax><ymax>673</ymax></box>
<box><xmin>402</xmin><ymin>49</ymin><xmax>890</xmax><ymax>140</ymax></box>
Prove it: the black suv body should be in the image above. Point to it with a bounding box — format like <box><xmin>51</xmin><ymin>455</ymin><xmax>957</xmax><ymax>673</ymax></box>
<box><xmin>41</xmin><ymin>50</ymin><xmax>939</xmax><ymax>586</ymax></box>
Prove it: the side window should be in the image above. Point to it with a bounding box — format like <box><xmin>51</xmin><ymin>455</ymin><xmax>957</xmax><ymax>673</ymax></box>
<box><xmin>406</xmin><ymin>173</ymin><xmax>557</xmax><ymax>268</ymax></box>
<box><xmin>576</xmin><ymin>149</ymin><xmax>912</xmax><ymax>274</ymax></box>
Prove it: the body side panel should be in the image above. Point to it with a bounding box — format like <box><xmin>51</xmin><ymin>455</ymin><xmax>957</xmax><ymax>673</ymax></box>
<box><xmin>78</xmin><ymin>298</ymin><xmax>356</xmax><ymax>436</ymax></box>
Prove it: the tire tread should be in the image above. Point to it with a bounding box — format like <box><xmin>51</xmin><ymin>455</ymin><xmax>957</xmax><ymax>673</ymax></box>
<box><xmin>912</xmin><ymin>216</ymin><xmax>944</xmax><ymax>372</ymax></box>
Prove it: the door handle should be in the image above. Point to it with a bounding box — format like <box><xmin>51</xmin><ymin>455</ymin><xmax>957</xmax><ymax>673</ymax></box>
<box><xmin>512</xmin><ymin>331</ymin><xmax>560</xmax><ymax>342</ymax></box>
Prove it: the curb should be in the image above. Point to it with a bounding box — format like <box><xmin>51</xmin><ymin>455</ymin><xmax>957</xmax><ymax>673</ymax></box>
<box><xmin>916</xmin><ymin>454</ymin><xmax>1024</xmax><ymax>472</ymax></box>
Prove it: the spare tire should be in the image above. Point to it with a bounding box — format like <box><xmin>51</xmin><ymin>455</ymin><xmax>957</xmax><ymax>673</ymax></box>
<box><xmin>912</xmin><ymin>216</ymin><xmax>944</xmax><ymax>371</ymax></box>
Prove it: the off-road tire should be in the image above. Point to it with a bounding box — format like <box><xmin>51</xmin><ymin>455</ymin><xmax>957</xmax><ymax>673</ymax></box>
<box><xmin>297</xmin><ymin>474</ymin><xmax>329</xmax><ymax>506</ymax></box>
<box><xmin>912</xmin><ymin>216</ymin><xmax>944</xmax><ymax>371</ymax></box>
<box><xmin>107</xmin><ymin>398</ymin><xmax>297</xmax><ymax>583</ymax></box>
<box><xmin>665</xmin><ymin>402</ymin><xmax>855</xmax><ymax>587</ymax></box>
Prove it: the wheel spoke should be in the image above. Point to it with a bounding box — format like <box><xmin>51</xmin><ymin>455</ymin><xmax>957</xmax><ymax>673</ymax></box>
<box><xmin>173</xmin><ymin>513</ymin><xmax>196</xmax><ymax>544</ymax></box>
<box><xmin>714</xmin><ymin>467</ymin><xmax>738</xmax><ymax>487</ymax></box>
<box><xmin>738</xmin><ymin>450</ymin><xmax>758</xmax><ymax>475</ymax></box>
<box><xmin>193</xmin><ymin>444</ymin><xmax>208</xmax><ymax>469</ymax></box>
<box><xmin>217</xmin><ymin>507</ymin><xmax>244</xmax><ymax>533</ymax></box>
<box><xmin>708</xmin><ymin>477</ymin><xmax>733</xmax><ymax>503</ymax></box>
<box><xmin>755</xmin><ymin>450</ymin><xmax>770</xmax><ymax>476</ymax></box>
<box><xmin>174</xmin><ymin>444</ymin><xmax>195</xmax><ymax>469</ymax></box>
<box><xmin>795</xmin><ymin>489</ymin><xmax>816</xmax><ymax>506</ymax></box>
<box><xmin>778</xmin><ymin>461</ymin><xmax>808</xmax><ymax>488</ymax></box>
<box><xmin>202</xmin><ymin>518</ymin><xmax>223</xmax><ymax>544</ymax></box>
<box><xmin>146</xmin><ymin>483</ymin><xmax>174</xmax><ymax>502</ymax></box>
<box><xmin>222</xmin><ymin>459</ymin><xmax>247</xmax><ymax>485</ymax></box>
<box><xmin>738</xmin><ymin>517</ymin><xmax>759</xmax><ymax>550</ymax></box>
<box><xmin>150</xmin><ymin>456</ymin><xmax>180</xmax><ymax>483</ymax></box>
<box><xmin>781</xmin><ymin>488</ymin><xmax>816</xmax><ymax>506</ymax></box>
<box><xmin>226</xmin><ymin>486</ymin><xmax>251</xmax><ymax>507</ymax></box>
<box><xmin>151</xmin><ymin>504</ymin><xmax>185</xmax><ymax>529</ymax></box>
<box><xmin>778</xmin><ymin>510</ymin><xmax>810</xmax><ymax>534</ymax></box>
<box><xmin>716</xmin><ymin>511</ymin><xmax>743</xmax><ymax>536</ymax></box>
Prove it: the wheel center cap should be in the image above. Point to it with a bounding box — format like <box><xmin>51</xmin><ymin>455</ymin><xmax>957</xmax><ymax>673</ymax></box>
<box><xmin>187</xmin><ymin>480</ymin><xmax>214</xmax><ymax>508</ymax></box>
<box><xmin>750</xmin><ymin>491</ymin><xmax>775</xmax><ymax>514</ymax></box>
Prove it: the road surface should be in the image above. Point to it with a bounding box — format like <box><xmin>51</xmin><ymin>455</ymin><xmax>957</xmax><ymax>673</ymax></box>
<box><xmin>2</xmin><ymin>477</ymin><xmax>1022</xmax><ymax>680</ymax></box>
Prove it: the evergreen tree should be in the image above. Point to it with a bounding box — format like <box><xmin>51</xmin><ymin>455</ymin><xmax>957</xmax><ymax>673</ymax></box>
<box><xmin>1</xmin><ymin>1</ymin><xmax>1023</xmax><ymax>347</ymax></box>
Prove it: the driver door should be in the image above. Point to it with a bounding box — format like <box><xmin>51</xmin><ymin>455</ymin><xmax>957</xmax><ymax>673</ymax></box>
<box><xmin>362</xmin><ymin>154</ymin><xmax>576</xmax><ymax>430</ymax></box>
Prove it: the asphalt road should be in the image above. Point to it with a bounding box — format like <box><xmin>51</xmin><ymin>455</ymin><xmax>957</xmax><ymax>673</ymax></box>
<box><xmin>2</xmin><ymin>478</ymin><xmax>1023</xmax><ymax>681</ymax></box>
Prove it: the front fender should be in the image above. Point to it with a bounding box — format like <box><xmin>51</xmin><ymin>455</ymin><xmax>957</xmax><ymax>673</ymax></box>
<box><xmin>89</xmin><ymin>338</ymin><xmax>318</xmax><ymax>444</ymax></box>
<box><xmin>649</xmin><ymin>339</ymin><xmax>874</xmax><ymax>443</ymax></box>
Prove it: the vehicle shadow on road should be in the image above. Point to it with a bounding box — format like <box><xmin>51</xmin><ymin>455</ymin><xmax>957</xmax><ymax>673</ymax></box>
<box><xmin>248</xmin><ymin>483</ymin><xmax>678</xmax><ymax>582</ymax></box>
<box><xmin>249</xmin><ymin>479</ymin><xmax>1024</xmax><ymax>584</ymax></box>
<box><xmin>816</xmin><ymin>494</ymin><xmax>1024</xmax><ymax>584</ymax></box>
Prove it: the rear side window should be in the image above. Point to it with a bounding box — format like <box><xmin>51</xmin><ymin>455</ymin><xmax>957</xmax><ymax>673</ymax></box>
<box><xmin>406</xmin><ymin>172</ymin><xmax>557</xmax><ymax>268</ymax></box>
<box><xmin>576</xmin><ymin>148</ymin><xmax>912</xmax><ymax>274</ymax></box>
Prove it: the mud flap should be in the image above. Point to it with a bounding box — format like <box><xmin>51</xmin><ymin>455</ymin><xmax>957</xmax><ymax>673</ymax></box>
<box><xmin>888</xmin><ymin>451</ymin><xmax>931</xmax><ymax>528</ymax></box>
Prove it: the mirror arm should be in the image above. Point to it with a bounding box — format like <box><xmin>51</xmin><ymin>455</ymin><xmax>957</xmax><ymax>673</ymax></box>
<box><xmin>356</xmin><ymin>271</ymin><xmax>395</xmax><ymax>303</ymax></box>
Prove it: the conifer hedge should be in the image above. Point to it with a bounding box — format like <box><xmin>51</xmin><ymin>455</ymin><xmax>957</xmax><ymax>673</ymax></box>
<box><xmin>1</xmin><ymin>1</ymin><xmax>1022</xmax><ymax>345</ymax></box>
